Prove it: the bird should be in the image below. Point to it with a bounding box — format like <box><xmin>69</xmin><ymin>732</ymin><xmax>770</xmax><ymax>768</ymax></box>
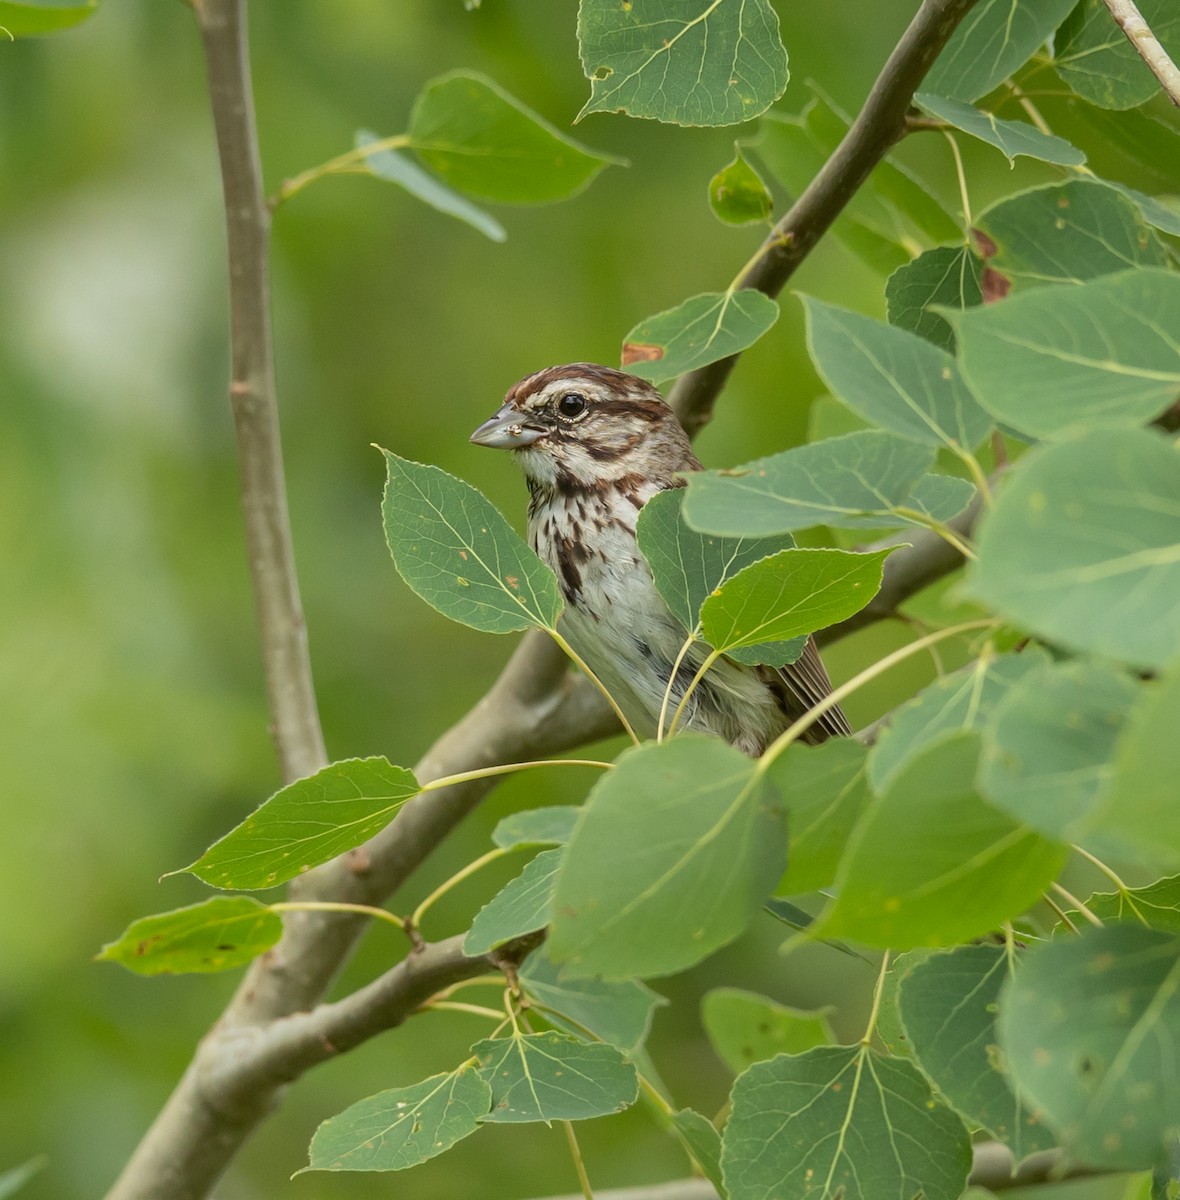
<box><xmin>469</xmin><ymin>363</ymin><xmax>851</xmax><ymax>753</ymax></box>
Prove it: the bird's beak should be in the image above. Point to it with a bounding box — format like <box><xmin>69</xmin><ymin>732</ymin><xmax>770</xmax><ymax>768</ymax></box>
<box><xmin>469</xmin><ymin>403</ymin><xmax>548</xmax><ymax>450</ymax></box>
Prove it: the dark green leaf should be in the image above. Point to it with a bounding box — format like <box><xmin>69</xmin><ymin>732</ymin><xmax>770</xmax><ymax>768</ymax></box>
<box><xmin>176</xmin><ymin>757</ymin><xmax>419</xmax><ymax>890</ymax></box>
<box><xmin>915</xmin><ymin>93</ymin><xmax>1085</xmax><ymax>166</ymax></box>
<box><xmin>709</xmin><ymin>145</ymin><xmax>772</xmax><ymax>224</ymax></box>
<box><xmin>381</xmin><ymin>449</ymin><xmax>562</xmax><ymax>633</ymax></box>
<box><xmin>492</xmin><ymin>806</ymin><xmax>581</xmax><ymax>850</ymax></box>
<box><xmin>885</xmin><ymin>245</ymin><xmax>984</xmax><ymax>353</ymax></box>
<box><xmin>302</xmin><ymin>1066</ymin><xmax>490</xmax><ymax>1172</ymax></box>
<box><xmin>968</xmin><ymin>429</ymin><xmax>1180</xmax><ymax>670</ymax></box>
<box><xmin>979</xmin><ymin>659</ymin><xmax>1140</xmax><ymax>839</ymax></box>
<box><xmin>356</xmin><ymin>132</ymin><xmax>505</xmax><ymax>242</ymax></box>
<box><xmin>96</xmin><ymin>897</ymin><xmax>281</xmax><ymax>976</ymax></box>
<box><xmin>408</xmin><ymin>71</ymin><xmax>618</xmax><ymax>204</ymax></box>
<box><xmin>868</xmin><ymin>650</ymin><xmax>1050</xmax><ymax>793</ymax></box>
<box><xmin>577</xmin><ymin>0</ymin><xmax>788</xmax><ymax>127</ymax></box>
<box><xmin>722</xmin><ymin>1046</ymin><xmax>972</xmax><ymax>1200</ymax></box>
<box><xmin>548</xmin><ymin>737</ymin><xmax>785</xmax><ymax>979</ymax></box>
<box><xmin>876</xmin><ymin>949</ymin><xmax>938</xmax><ymax>1059</ymax></box>
<box><xmin>899</xmin><ymin>945</ymin><xmax>1056</xmax><ymax>1159</ymax></box>
<box><xmin>0</xmin><ymin>0</ymin><xmax>96</xmax><ymax>36</ymax></box>
<box><xmin>802</xmin><ymin>296</ymin><xmax>993</xmax><ymax>452</ymax></box>
<box><xmin>1059</xmin><ymin>876</ymin><xmax>1180</xmax><ymax>934</ymax></box>
<box><xmin>815</xmin><ymin>734</ymin><xmax>1069</xmax><ymax>949</ymax></box>
<box><xmin>519</xmin><ymin>949</ymin><xmax>666</xmax><ymax>1054</ymax></box>
<box><xmin>464</xmin><ymin>849</ymin><xmax>562</xmax><ymax>956</ymax></box>
<box><xmin>999</xmin><ymin>926</ymin><xmax>1180</xmax><ymax>1169</ymax></box>
<box><xmin>923</xmin><ymin>0</ymin><xmax>1078</xmax><ymax>102</ymax></box>
<box><xmin>474</xmin><ymin>1030</ymin><xmax>638</xmax><ymax>1122</ymax></box>
<box><xmin>621</xmin><ymin>290</ymin><xmax>778</xmax><ymax>383</ymax></box>
<box><xmin>671</xmin><ymin>1109</ymin><xmax>726</xmax><ymax>1194</ymax></box>
<box><xmin>703</xmin><ymin>988</ymin><xmax>834</xmax><ymax>1073</ymax></box>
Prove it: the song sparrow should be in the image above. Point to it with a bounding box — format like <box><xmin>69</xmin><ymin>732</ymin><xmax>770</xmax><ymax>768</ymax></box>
<box><xmin>470</xmin><ymin>363</ymin><xmax>851</xmax><ymax>752</ymax></box>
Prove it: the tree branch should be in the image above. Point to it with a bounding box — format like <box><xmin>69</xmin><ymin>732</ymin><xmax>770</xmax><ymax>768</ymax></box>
<box><xmin>1100</xmin><ymin>0</ymin><xmax>1180</xmax><ymax>107</ymax></box>
<box><xmin>667</xmin><ymin>0</ymin><xmax>981</xmax><ymax>436</ymax></box>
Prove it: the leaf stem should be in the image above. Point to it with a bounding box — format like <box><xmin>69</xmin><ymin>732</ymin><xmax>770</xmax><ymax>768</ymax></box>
<box><xmin>666</xmin><ymin>647</ymin><xmax>724</xmax><ymax>740</ymax></box>
<box><xmin>271</xmin><ymin>133</ymin><xmax>411</xmax><ymax>209</ymax></box>
<box><xmin>1050</xmin><ymin>881</ymin><xmax>1104</xmax><ymax>928</ymax></box>
<box><xmin>942</xmin><ymin>129</ymin><xmax>972</xmax><ymax>229</ymax></box>
<box><xmin>657</xmin><ymin>630</ymin><xmax>701</xmax><ymax>742</ymax></box>
<box><xmin>891</xmin><ymin>506</ymin><xmax>978</xmax><ymax>560</ymax></box>
<box><xmin>861</xmin><ymin>951</ymin><xmax>892</xmax><ymax>1046</ymax></box>
<box><xmin>410</xmin><ymin>847</ymin><xmax>508</xmax><ymax>931</ymax></box>
<box><xmin>417</xmin><ymin>1000</ymin><xmax>506</xmax><ymax>1020</ymax></box>
<box><xmin>1043</xmin><ymin>891</ymin><xmax>1079</xmax><ymax>934</ymax></box>
<box><xmin>268</xmin><ymin>900</ymin><xmax>408</xmax><ymax>932</ymax></box>
<box><xmin>548</xmin><ymin>629</ymin><xmax>641</xmax><ymax>745</ymax></box>
<box><xmin>422</xmin><ymin>758</ymin><xmax>614</xmax><ymax>793</ymax></box>
<box><xmin>953</xmin><ymin>445</ymin><xmax>993</xmax><ymax>507</ymax></box>
<box><xmin>563</xmin><ymin>1121</ymin><xmax>595</xmax><ymax>1200</ymax></box>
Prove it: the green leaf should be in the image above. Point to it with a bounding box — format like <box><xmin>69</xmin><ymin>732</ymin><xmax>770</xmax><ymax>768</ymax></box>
<box><xmin>576</xmin><ymin>0</ymin><xmax>788</xmax><ymax>127</ymax></box>
<box><xmin>407</xmin><ymin>71</ymin><xmax>618</xmax><ymax>204</ymax></box>
<box><xmin>302</xmin><ymin>1066</ymin><xmax>490</xmax><ymax>1172</ymax></box>
<box><xmin>0</xmin><ymin>1157</ymin><xmax>46</xmax><ymax>1200</ymax></box>
<box><xmin>1086</xmin><ymin>666</ymin><xmax>1180</xmax><ymax>871</ymax></box>
<box><xmin>898</xmin><ymin>945</ymin><xmax>1056</xmax><ymax>1159</ymax></box>
<box><xmin>176</xmin><ymin>757</ymin><xmax>419</xmax><ymax>890</ymax></box>
<box><xmin>914</xmin><ymin>93</ymin><xmax>1085</xmax><ymax>166</ymax></box>
<box><xmin>492</xmin><ymin>806</ymin><xmax>580</xmax><ymax>850</ymax></box>
<box><xmin>868</xmin><ymin>650</ymin><xmax>1050</xmax><ymax>793</ymax></box>
<box><xmin>974</xmin><ymin>180</ymin><xmax>1167</xmax><ymax>292</ymax></box>
<box><xmin>923</xmin><ymin>0</ymin><xmax>1078</xmax><ymax>102</ymax></box>
<box><xmin>463</xmin><ymin>848</ymin><xmax>562</xmax><ymax>955</ymax></box>
<box><xmin>519</xmin><ymin>949</ymin><xmax>666</xmax><ymax>1054</ymax></box>
<box><xmin>381</xmin><ymin>449</ymin><xmax>562</xmax><ymax>634</ymax></box>
<box><xmin>702</xmin><ymin>988</ymin><xmax>834</xmax><ymax>1073</ymax></box>
<box><xmin>876</xmin><ymin>949</ymin><xmax>938</xmax><ymax>1060</ymax></box>
<box><xmin>979</xmin><ymin>659</ymin><xmax>1141</xmax><ymax>840</ymax></box>
<box><xmin>671</xmin><ymin>1109</ymin><xmax>726</xmax><ymax>1194</ymax></box>
<box><xmin>768</xmin><ymin>738</ymin><xmax>871</xmax><ymax>895</ymax></box>
<box><xmin>96</xmin><ymin>897</ymin><xmax>282</xmax><ymax>976</ymax></box>
<box><xmin>907</xmin><ymin>473</ymin><xmax>977</xmax><ymax>524</ymax></box>
<box><xmin>699</xmin><ymin>547</ymin><xmax>893</xmax><ymax>657</ymax></box>
<box><xmin>621</xmin><ymin>290</ymin><xmax>779</xmax><ymax>383</ymax></box>
<box><xmin>0</xmin><ymin>0</ymin><xmax>96</xmax><ymax>36</ymax></box>
<box><xmin>815</xmin><ymin>734</ymin><xmax>1068</xmax><ymax>950</ymax></box>
<box><xmin>682</xmin><ymin>432</ymin><xmax>940</xmax><ymax>537</ymax></box>
<box><xmin>548</xmin><ymin>737</ymin><xmax>785</xmax><ymax>979</ymax></box>
<box><xmin>1059</xmin><ymin>876</ymin><xmax>1180</xmax><ymax>934</ymax></box>
<box><xmin>885</xmin><ymin>245</ymin><xmax>984</xmax><ymax>354</ymax></box>
<box><xmin>1056</xmin><ymin>0</ymin><xmax>1180</xmax><ymax>110</ymax></box>
<box><xmin>967</xmin><ymin>429</ymin><xmax>1180</xmax><ymax>670</ymax></box>
<box><xmin>802</xmin><ymin>295</ymin><xmax>993</xmax><ymax>452</ymax></box>
<box><xmin>709</xmin><ymin>145</ymin><xmax>772</xmax><ymax>224</ymax></box>
<box><xmin>355</xmin><ymin>132</ymin><xmax>505</xmax><ymax>242</ymax></box>
<box><xmin>474</xmin><ymin>1030</ymin><xmax>638</xmax><ymax>1123</ymax></box>
<box><xmin>722</xmin><ymin>1045</ymin><xmax>972</xmax><ymax>1200</ymax></box>
<box><xmin>999</xmin><ymin>926</ymin><xmax>1180</xmax><ymax>1169</ymax></box>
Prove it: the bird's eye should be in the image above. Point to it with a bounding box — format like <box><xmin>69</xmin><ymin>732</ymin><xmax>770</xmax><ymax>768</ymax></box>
<box><xmin>557</xmin><ymin>392</ymin><xmax>588</xmax><ymax>419</ymax></box>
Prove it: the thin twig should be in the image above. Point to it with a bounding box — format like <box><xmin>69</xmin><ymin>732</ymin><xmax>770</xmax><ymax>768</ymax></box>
<box><xmin>1100</xmin><ymin>0</ymin><xmax>1180</xmax><ymax>107</ymax></box>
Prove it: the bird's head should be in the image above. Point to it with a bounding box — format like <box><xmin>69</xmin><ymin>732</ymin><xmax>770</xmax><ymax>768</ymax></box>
<box><xmin>469</xmin><ymin>363</ymin><xmax>694</xmax><ymax>491</ymax></box>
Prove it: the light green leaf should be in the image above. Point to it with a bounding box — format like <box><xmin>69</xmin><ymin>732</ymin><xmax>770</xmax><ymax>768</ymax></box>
<box><xmin>381</xmin><ymin>449</ymin><xmax>562</xmax><ymax>634</ymax></box>
<box><xmin>999</xmin><ymin>926</ymin><xmax>1180</xmax><ymax>1169</ymax></box>
<box><xmin>0</xmin><ymin>1158</ymin><xmax>46</xmax><ymax>1200</ymax></box>
<box><xmin>682</xmin><ymin>432</ymin><xmax>939</xmax><ymax>537</ymax></box>
<box><xmin>802</xmin><ymin>295</ymin><xmax>993</xmax><ymax>452</ymax></box>
<box><xmin>621</xmin><ymin>290</ymin><xmax>779</xmax><ymax>383</ymax></box>
<box><xmin>356</xmin><ymin>132</ymin><xmax>505</xmax><ymax>242</ymax></box>
<box><xmin>968</xmin><ymin>429</ymin><xmax>1180</xmax><ymax>670</ymax></box>
<box><xmin>768</xmin><ymin>738</ymin><xmax>871</xmax><ymax>895</ymax></box>
<box><xmin>1056</xmin><ymin>0</ymin><xmax>1180</xmax><ymax>109</ymax></box>
<box><xmin>1114</xmin><ymin>183</ymin><xmax>1180</xmax><ymax>238</ymax></box>
<box><xmin>722</xmin><ymin>1045</ymin><xmax>972</xmax><ymax>1200</ymax></box>
<box><xmin>548</xmin><ymin>737</ymin><xmax>785</xmax><ymax>979</ymax></box>
<box><xmin>815</xmin><ymin>734</ymin><xmax>1068</xmax><ymax>949</ymax></box>
<box><xmin>700</xmin><ymin>547</ymin><xmax>894</xmax><ymax>656</ymax></box>
<box><xmin>96</xmin><ymin>897</ymin><xmax>282</xmax><ymax>976</ymax></box>
<box><xmin>868</xmin><ymin>650</ymin><xmax>1050</xmax><ymax>793</ymax></box>
<box><xmin>923</xmin><ymin>0</ymin><xmax>1078</xmax><ymax>102</ymax></box>
<box><xmin>979</xmin><ymin>659</ymin><xmax>1140</xmax><ymax>840</ymax></box>
<box><xmin>975</xmin><ymin>180</ymin><xmax>1167</xmax><ymax>292</ymax></box>
<box><xmin>577</xmin><ymin>0</ymin><xmax>788</xmax><ymax>127</ymax></box>
<box><xmin>885</xmin><ymin>245</ymin><xmax>984</xmax><ymax>354</ymax></box>
<box><xmin>519</xmin><ymin>949</ymin><xmax>666</xmax><ymax>1054</ymax></box>
<box><xmin>302</xmin><ymin>1066</ymin><xmax>490</xmax><ymax>1172</ymax></box>
<box><xmin>408</xmin><ymin>71</ymin><xmax>618</xmax><ymax>204</ymax></box>
<box><xmin>915</xmin><ymin>93</ymin><xmax>1085</xmax><ymax>166</ymax></box>
<box><xmin>709</xmin><ymin>145</ymin><xmax>772</xmax><ymax>224</ymax></box>
<box><xmin>898</xmin><ymin>945</ymin><xmax>1056</xmax><ymax>1159</ymax></box>
<box><xmin>176</xmin><ymin>757</ymin><xmax>419</xmax><ymax>890</ymax></box>
<box><xmin>671</xmin><ymin>1109</ymin><xmax>726</xmax><ymax>1194</ymax></box>
<box><xmin>463</xmin><ymin>848</ymin><xmax>562</xmax><ymax>955</ymax></box>
<box><xmin>1059</xmin><ymin>876</ymin><xmax>1180</xmax><ymax>935</ymax></box>
<box><xmin>907</xmin><ymin>473</ymin><xmax>977</xmax><ymax>524</ymax></box>
<box><xmin>492</xmin><ymin>806</ymin><xmax>580</xmax><ymax>850</ymax></box>
<box><xmin>474</xmin><ymin>1030</ymin><xmax>638</xmax><ymax>1122</ymax></box>
<box><xmin>703</xmin><ymin>988</ymin><xmax>834</xmax><ymax>1074</ymax></box>
<box><xmin>0</xmin><ymin>0</ymin><xmax>96</xmax><ymax>36</ymax></box>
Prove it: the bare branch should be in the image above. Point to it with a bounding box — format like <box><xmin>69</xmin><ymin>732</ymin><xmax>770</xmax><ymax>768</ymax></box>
<box><xmin>1101</xmin><ymin>0</ymin><xmax>1180</xmax><ymax>107</ymax></box>
<box><xmin>667</xmin><ymin>0</ymin><xmax>981</xmax><ymax>437</ymax></box>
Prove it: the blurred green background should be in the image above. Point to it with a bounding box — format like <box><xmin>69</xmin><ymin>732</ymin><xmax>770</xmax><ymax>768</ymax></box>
<box><xmin>0</xmin><ymin>2</ymin><xmax>1160</xmax><ymax>1197</ymax></box>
